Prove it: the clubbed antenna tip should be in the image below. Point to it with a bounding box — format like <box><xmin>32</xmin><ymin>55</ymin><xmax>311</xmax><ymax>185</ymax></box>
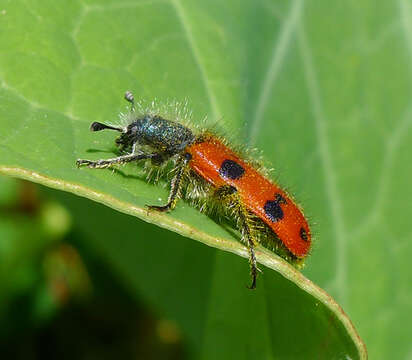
<box><xmin>90</xmin><ymin>122</ymin><xmax>122</xmax><ymax>132</ymax></box>
<box><xmin>124</xmin><ymin>91</ymin><xmax>135</xmax><ymax>112</ymax></box>
<box><xmin>124</xmin><ymin>91</ymin><xmax>134</xmax><ymax>103</ymax></box>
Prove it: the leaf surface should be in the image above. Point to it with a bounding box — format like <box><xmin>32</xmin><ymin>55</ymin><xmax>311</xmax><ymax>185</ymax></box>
<box><xmin>6</xmin><ymin>0</ymin><xmax>412</xmax><ymax>358</ymax></box>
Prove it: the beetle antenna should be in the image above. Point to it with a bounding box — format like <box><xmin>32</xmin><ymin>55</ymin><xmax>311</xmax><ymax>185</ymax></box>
<box><xmin>90</xmin><ymin>122</ymin><xmax>123</xmax><ymax>132</ymax></box>
<box><xmin>124</xmin><ymin>90</ymin><xmax>135</xmax><ymax>112</ymax></box>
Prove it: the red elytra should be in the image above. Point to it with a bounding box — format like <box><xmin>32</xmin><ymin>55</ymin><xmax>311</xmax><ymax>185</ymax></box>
<box><xmin>186</xmin><ymin>136</ymin><xmax>311</xmax><ymax>257</ymax></box>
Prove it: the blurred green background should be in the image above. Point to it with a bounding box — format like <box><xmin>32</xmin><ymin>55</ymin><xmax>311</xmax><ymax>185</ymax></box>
<box><xmin>1</xmin><ymin>0</ymin><xmax>412</xmax><ymax>359</ymax></box>
<box><xmin>0</xmin><ymin>175</ymin><xmax>189</xmax><ymax>359</ymax></box>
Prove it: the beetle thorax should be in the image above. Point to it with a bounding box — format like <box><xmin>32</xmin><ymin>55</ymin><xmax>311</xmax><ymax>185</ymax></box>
<box><xmin>118</xmin><ymin>115</ymin><xmax>195</xmax><ymax>155</ymax></box>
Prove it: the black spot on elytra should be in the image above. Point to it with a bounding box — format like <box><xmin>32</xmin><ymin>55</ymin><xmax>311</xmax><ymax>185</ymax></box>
<box><xmin>264</xmin><ymin>200</ymin><xmax>284</xmax><ymax>222</ymax></box>
<box><xmin>264</xmin><ymin>193</ymin><xmax>287</xmax><ymax>222</ymax></box>
<box><xmin>219</xmin><ymin>159</ymin><xmax>245</xmax><ymax>180</ymax></box>
<box><xmin>300</xmin><ymin>227</ymin><xmax>309</xmax><ymax>242</ymax></box>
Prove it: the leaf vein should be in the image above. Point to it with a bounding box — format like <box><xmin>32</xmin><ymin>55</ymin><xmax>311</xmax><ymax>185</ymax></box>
<box><xmin>169</xmin><ymin>0</ymin><xmax>221</xmax><ymax>120</ymax></box>
<box><xmin>248</xmin><ymin>0</ymin><xmax>303</xmax><ymax>145</ymax></box>
<box><xmin>297</xmin><ymin>26</ymin><xmax>347</xmax><ymax>304</ymax></box>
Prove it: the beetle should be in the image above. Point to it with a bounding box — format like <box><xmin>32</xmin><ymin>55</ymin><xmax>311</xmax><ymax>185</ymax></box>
<box><xmin>77</xmin><ymin>91</ymin><xmax>311</xmax><ymax>289</ymax></box>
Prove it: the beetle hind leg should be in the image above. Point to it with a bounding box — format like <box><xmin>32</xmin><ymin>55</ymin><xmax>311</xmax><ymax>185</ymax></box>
<box><xmin>238</xmin><ymin>208</ymin><xmax>260</xmax><ymax>289</ymax></box>
<box><xmin>214</xmin><ymin>185</ymin><xmax>260</xmax><ymax>289</ymax></box>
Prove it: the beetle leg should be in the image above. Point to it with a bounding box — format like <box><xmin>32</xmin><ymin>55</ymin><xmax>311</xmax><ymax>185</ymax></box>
<box><xmin>147</xmin><ymin>153</ymin><xmax>191</xmax><ymax>212</ymax></box>
<box><xmin>214</xmin><ymin>185</ymin><xmax>259</xmax><ymax>289</ymax></box>
<box><xmin>237</xmin><ymin>207</ymin><xmax>259</xmax><ymax>289</ymax></box>
<box><xmin>76</xmin><ymin>151</ymin><xmax>162</xmax><ymax>169</ymax></box>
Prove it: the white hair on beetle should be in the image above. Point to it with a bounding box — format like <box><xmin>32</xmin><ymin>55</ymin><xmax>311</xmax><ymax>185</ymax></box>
<box><xmin>117</xmin><ymin>96</ymin><xmax>196</xmax><ymax>130</ymax></box>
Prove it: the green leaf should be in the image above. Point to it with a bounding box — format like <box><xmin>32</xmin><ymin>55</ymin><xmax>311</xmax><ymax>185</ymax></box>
<box><xmin>5</xmin><ymin>0</ymin><xmax>412</xmax><ymax>358</ymax></box>
<box><xmin>50</xmin><ymin>188</ymin><xmax>365</xmax><ymax>359</ymax></box>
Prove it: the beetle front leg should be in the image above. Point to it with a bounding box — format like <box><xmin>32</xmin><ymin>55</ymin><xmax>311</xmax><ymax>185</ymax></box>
<box><xmin>76</xmin><ymin>152</ymin><xmax>162</xmax><ymax>169</ymax></box>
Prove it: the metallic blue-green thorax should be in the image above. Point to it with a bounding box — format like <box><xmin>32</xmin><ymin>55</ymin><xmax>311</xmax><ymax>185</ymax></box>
<box><xmin>116</xmin><ymin>115</ymin><xmax>195</xmax><ymax>155</ymax></box>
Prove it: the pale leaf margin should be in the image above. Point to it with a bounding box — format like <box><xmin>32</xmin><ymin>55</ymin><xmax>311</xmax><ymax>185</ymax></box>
<box><xmin>0</xmin><ymin>165</ymin><xmax>368</xmax><ymax>359</ymax></box>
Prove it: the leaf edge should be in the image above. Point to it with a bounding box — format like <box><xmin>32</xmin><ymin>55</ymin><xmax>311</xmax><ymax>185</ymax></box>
<box><xmin>0</xmin><ymin>165</ymin><xmax>368</xmax><ymax>359</ymax></box>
